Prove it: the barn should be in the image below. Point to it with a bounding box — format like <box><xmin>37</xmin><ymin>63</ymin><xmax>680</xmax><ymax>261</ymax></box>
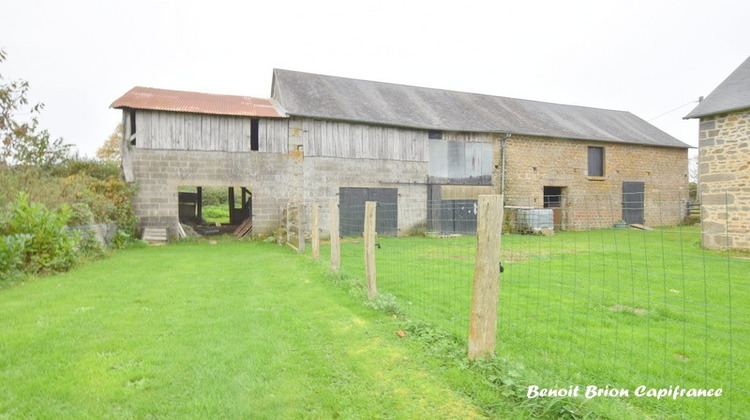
<box><xmin>112</xmin><ymin>70</ymin><xmax>690</xmax><ymax>238</ymax></box>
<box><xmin>686</xmin><ymin>55</ymin><xmax>750</xmax><ymax>250</ymax></box>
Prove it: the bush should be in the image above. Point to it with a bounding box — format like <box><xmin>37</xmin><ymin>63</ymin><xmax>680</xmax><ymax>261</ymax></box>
<box><xmin>0</xmin><ymin>233</ymin><xmax>31</xmax><ymax>283</ymax></box>
<box><xmin>0</xmin><ymin>192</ymin><xmax>79</xmax><ymax>274</ymax></box>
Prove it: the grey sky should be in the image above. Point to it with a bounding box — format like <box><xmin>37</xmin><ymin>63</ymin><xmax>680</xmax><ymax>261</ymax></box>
<box><xmin>1</xmin><ymin>0</ymin><xmax>748</xmax><ymax>157</ymax></box>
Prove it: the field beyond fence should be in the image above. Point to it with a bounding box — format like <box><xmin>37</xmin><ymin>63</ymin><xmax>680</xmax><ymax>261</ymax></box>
<box><xmin>303</xmin><ymin>194</ymin><xmax>749</xmax><ymax>419</ymax></box>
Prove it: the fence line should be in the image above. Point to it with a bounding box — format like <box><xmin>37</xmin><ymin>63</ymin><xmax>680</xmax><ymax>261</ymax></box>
<box><xmin>300</xmin><ymin>190</ymin><xmax>748</xmax><ymax>418</ymax></box>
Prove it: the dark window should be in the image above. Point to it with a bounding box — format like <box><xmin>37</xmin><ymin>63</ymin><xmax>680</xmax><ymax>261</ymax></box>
<box><xmin>543</xmin><ymin>186</ymin><xmax>563</xmax><ymax>208</ymax></box>
<box><xmin>428</xmin><ymin>130</ymin><xmax>443</xmax><ymax>140</ymax></box>
<box><xmin>129</xmin><ymin>110</ymin><xmax>137</xmax><ymax>145</ymax></box>
<box><xmin>250</xmin><ymin>119</ymin><xmax>259</xmax><ymax>151</ymax></box>
<box><xmin>588</xmin><ymin>146</ymin><xmax>604</xmax><ymax>177</ymax></box>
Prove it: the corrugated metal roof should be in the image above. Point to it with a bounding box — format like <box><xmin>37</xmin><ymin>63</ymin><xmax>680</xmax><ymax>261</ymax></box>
<box><xmin>685</xmin><ymin>56</ymin><xmax>750</xmax><ymax>119</ymax></box>
<box><xmin>272</xmin><ymin>69</ymin><xmax>689</xmax><ymax>148</ymax></box>
<box><xmin>110</xmin><ymin>86</ymin><xmax>284</xmax><ymax>118</ymax></box>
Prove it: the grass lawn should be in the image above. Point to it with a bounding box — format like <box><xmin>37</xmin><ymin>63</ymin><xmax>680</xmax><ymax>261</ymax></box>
<box><xmin>0</xmin><ymin>240</ymin><xmax>506</xmax><ymax>418</ymax></box>
<box><xmin>318</xmin><ymin>226</ymin><xmax>750</xmax><ymax>419</ymax></box>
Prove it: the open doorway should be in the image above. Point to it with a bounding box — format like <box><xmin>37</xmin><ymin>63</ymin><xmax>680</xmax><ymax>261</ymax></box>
<box><xmin>178</xmin><ymin>186</ymin><xmax>252</xmax><ymax>234</ymax></box>
<box><xmin>543</xmin><ymin>186</ymin><xmax>566</xmax><ymax>229</ymax></box>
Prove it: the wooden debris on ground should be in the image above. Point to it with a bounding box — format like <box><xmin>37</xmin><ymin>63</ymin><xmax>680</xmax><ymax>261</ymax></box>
<box><xmin>233</xmin><ymin>218</ymin><xmax>253</xmax><ymax>238</ymax></box>
<box><xmin>629</xmin><ymin>224</ymin><xmax>654</xmax><ymax>231</ymax></box>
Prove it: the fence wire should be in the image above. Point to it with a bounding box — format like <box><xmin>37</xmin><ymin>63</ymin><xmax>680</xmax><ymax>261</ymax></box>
<box><xmin>310</xmin><ymin>190</ymin><xmax>749</xmax><ymax>419</ymax></box>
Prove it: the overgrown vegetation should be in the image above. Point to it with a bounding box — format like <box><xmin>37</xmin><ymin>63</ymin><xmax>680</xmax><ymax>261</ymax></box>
<box><xmin>0</xmin><ymin>158</ymin><xmax>137</xmax><ymax>283</ymax></box>
<box><xmin>0</xmin><ymin>50</ymin><xmax>137</xmax><ymax>283</ymax></box>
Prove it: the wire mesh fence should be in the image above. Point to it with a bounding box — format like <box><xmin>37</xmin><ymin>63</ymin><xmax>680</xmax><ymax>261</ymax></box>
<box><xmin>309</xmin><ymin>190</ymin><xmax>749</xmax><ymax>418</ymax></box>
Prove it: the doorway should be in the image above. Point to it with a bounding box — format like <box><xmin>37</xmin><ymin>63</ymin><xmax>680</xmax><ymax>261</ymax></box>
<box><xmin>622</xmin><ymin>182</ymin><xmax>645</xmax><ymax>224</ymax></box>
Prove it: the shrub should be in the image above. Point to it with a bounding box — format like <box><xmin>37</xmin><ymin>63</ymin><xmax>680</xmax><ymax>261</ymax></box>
<box><xmin>68</xmin><ymin>202</ymin><xmax>96</xmax><ymax>227</ymax></box>
<box><xmin>0</xmin><ymin>233</ymin><xmax>31</xmax><ymax>283</ymax></box>
<box><xmin>0</xmin><ymin>192</ymin><xmax>79</xmax><ymax>274</ymax></box>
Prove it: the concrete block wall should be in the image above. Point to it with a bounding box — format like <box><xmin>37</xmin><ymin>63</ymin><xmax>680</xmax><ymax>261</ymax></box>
<box><xmin>698</xmin><ymin>110</ymin><xmax>750</xmax><ymax>250</ymax></box>
<box><xmin>302</xmin><ymin>156</ymin><xmax>429</xmax><ymax>236</ymax></box>
<box><xmin>130</xmin><ymin>148</ymin><xmax>300</xmax><ymax>237</ymax></box>
<box><xmin>500</xmin><ymin>135</ymin><xmax>689</xmax><ymax>229</ymax></box>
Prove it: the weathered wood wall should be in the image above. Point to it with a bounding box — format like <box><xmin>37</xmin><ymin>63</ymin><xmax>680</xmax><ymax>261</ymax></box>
<box><xmin>299</xmin><ymin>119</ymin><xmax>428</xmax><ymax>162</ymax></box>
<box><xmin>136</xmin><ymin>110</ymin><xmax>289</xmax><ymax>153</ymax></box>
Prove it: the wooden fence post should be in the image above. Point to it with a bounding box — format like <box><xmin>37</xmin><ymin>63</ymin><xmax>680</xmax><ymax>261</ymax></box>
<box><xmin>298</xmin><ymin>204</ymin><xmax>305</xmax><ymax>254</ymax></box>
<box><xmin>468</xmin><ymin>194</ymin><xmax>504</xmax><ymax>361</ymax></box>
<box><xmin>330</xmin><ymin>201</ymin><xmax>340</xmax><ymax>272</ymax></box>
<box><xmin>311</xmin><ymin>205</ymin><xmax>320</xmax><ymax>261</ymax></box>
<box><xmin>364</xmin><ymin>201</ymin><xmax>377</xmax><ymax>300</ymax></box>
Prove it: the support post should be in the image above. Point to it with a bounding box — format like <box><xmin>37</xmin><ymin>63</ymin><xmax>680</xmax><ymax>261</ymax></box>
<box><xmin>311</xmin><ymin>205</ymin><xmax>320</xmax><ymax>261</ymax></box>
<box><xmin>330</xmin><ymin>201</ymin><xmax>340</xmax><ymax>272</ymax></box>
<box><xmin>468</xmin><ymin>194</ymin><xmax>504</xmax><ymax>361</ymax></box>
<box><xmin>298</xmin><ymin>204</ymin><xmax>305</xmax><ymax>254</ymax></box>
<box><xmin>364</xmin><ymin>201</ymin><xmax>377</xmax><ymax>300</ymax></box>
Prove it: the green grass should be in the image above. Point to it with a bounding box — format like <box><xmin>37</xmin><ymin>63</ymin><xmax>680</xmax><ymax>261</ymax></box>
<box><xmin>317</xmin><ymin>226</ymin><xmax>750</xmax><ymax>419</ymax></box>
<box><xmin>201</xmin><ymin>204</ymin><xmax>230</xmax><ymax>224</ymax></box>
<box><xmin>0</xmin><ymin>241</ymin><xmax>502</xmax><ymax>418</ymax></box>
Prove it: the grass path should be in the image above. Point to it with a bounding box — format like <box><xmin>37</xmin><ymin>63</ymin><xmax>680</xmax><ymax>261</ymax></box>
<box><xmin>0</xmin><ymin>241</ymin><xmax>488</xmax><ymax>418</ymax></box>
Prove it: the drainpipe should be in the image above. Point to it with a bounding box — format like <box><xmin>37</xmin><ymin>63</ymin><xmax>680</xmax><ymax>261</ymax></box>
<box><xmin>501</xmin><ymin>133</ymin><xmax>511</xmax><ymax>195</ymax></box>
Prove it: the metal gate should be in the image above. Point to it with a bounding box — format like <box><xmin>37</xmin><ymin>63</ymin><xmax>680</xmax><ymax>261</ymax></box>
<box><xmin>622</xmin><ymin>182</ymin><xmax>645</xmax><ymax>224</ymax></box>
<box><xmin>339</xmin><ymin>187</ymin><xmax>398</xmax><ymax>236</ymax></box>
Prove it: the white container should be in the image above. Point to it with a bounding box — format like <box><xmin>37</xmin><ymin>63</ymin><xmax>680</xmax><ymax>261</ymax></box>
<box><xmin>517</xmin><ymin>208</ymin><xmax>554</xmax><ymax>232</ymax></box>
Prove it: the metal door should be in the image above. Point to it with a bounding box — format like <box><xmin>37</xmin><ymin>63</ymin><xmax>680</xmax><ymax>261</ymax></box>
<box><xmin>339</xmin><ymin>188</ymin><xmax>398</xmax><ymax>236</ymax></box>
<box><xmin>622</xmin><ymin>182</ymin><xmax>645</xmax><ymax>224</ymax></box>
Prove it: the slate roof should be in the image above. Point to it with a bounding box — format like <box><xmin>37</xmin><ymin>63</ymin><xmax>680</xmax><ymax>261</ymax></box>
<box><xmin>272</xmin><ymin>69</ymin><xmax>689</xmax><ymax>148</ymax></box>
<box><xmin>685</xmin><ymin>56</ymin><xmax>750</xmax><ymax>119</ymax></box>
<box><xmin>111</xmin><ymin>86</ymin><xmax>284</xmax><ymax>118</ymax></box>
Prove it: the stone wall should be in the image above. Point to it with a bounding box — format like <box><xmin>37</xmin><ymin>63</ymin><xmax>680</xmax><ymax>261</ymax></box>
<box><xmin>127</xmin><ymin>118</ymin><xmax>690</xmax><ymax>239</ymax></box>
<box><xmin>500</xmin><ymin>135</ymin><xmax>689</xmax><ymax>229</ymax></box>
<box><xmin>698</xmin><ymin>109</ymin><xmax>750</xmax><ymax>250</ymax></box>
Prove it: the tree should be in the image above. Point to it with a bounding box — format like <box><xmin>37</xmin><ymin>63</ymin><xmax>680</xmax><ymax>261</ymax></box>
<box><xmin>688</xmin><ymin>153</ymin><xmax>699</xmax><ymax>183</ymax></box>
<box><xmin>96</xmin><ymin>123</ymin><xmax>122</xmax><ymax>161</ymax></box>
<box><xmin>0</xmin><ymin>49</ymin><xmax>71</xmax><ymax>167</ymax></box>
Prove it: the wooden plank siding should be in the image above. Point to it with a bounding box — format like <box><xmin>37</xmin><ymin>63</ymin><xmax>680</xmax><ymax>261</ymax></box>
<box><xmin>135</xmin><ymin>110</ymin><xmax>288</xmax><ymax>153</ymax></box>
<box><xmin>301</xmin><ymin>119</ymin><xmax>428</xmax><ymax>162</ymax></box>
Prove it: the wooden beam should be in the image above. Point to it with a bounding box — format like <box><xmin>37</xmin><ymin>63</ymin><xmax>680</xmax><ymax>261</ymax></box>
<box><xmin>311</xmin><ymin>205</ymin><xmax>320</xmax><ymax>261</ymax></box>
<box><xmin>364</xmin><ymin>201</ymin><xmax>377</xmax><ymax>300</ymax></box>
<box><xmin>468</xmin><ymin>195</ymin><xmax>504</xmax><ymax>361</ymax></box>
<box><xmin>330</xmin><ymin>201</ymin><xmax>340</xmax><ymax>272</ymax></box>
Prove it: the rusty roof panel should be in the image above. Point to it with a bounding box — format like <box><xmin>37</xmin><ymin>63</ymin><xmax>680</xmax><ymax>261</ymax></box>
<box><xmin>110</xmin><ymin>86</ymin><xmax>284</xmax><ymax>118</ymax></box>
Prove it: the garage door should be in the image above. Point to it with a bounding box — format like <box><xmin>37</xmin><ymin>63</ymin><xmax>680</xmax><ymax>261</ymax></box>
<box><xmin>339</xmin><ymin>187</ymin><xmax>398</xmax><ymax>236</ymax></box>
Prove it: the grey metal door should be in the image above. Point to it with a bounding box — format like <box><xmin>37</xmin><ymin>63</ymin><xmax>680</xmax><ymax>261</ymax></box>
<box><xmin>622</xmin><ymin>182</ymin><xmax>645</xmax><ymax>224</ymax></box>
<box><xmin>437</xmin><ymin>200</ymin><xmax>477</xmax><ymax>234</ymax></box>
<box><xmin>339</xmin><ymin>187</ymin><xmax>398</xmax><ymax>236</ymax></box>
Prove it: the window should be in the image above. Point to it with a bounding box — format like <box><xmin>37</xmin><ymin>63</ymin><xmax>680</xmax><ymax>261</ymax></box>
<box><xmin>543</xmin><ymin>186</ymin><xmax>563</xmax><ymax>208</ymax></box>
<box><xmin>428</xmin><ymin>130</ymin><xmax>443</xmax><ymax>140</ymax></box>
<box><xmin>250</xmin><ymin>119</ymin><xmax>259</xmax><ymax>151</ymax></box>
<box><xmin>587</xmin><ymin>146</ymin><xmax>604</xmax><ymax>177</ymax></box>
<box><xmin>128</xmin><ymin>110</ymin><xmax>137</xmax><ymax>145</ymax></box>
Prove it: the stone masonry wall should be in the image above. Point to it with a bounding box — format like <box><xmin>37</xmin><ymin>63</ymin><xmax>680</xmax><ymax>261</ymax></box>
<box><xmin>698</xmin><ymin>109</ymin><xmax>750</xmax><ymax>250</ymax></box>
<box><xmin>500</xmin><ymin>135</ymin><xmax>689</xmax><ymax>229</ymax></box>
<box><xmin>130</xmin><ymin>148</ymin><xmax>301</xmax><ymax>237</ymax></box>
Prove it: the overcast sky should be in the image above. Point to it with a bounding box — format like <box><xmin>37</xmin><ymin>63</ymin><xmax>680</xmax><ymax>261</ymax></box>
<box><xmin>1</xmin><ymin>0</ymin><xmax>748</xmax><ymax>158</ymax></box>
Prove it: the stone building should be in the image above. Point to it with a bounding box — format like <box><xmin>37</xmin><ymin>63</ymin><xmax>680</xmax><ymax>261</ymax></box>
<box><xmin>686</xmin><ymin>56</ymin><xmax>750</xmax><ymax>250</ymax></box>
<box><xmin>112</xmin><ymin>70</ymin><xmax>690</xmax><ymax>238</ymax></box>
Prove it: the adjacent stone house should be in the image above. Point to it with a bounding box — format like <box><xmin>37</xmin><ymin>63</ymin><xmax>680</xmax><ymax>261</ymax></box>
<box><xmin>686</xmin><ymin>56</ymin><xmax>750</xmax><ymax>250</ymax></box>
<box><xmin>112</xmin><ymin>70</ymin><xmax>690</xmax><ymax>237</ymax></box>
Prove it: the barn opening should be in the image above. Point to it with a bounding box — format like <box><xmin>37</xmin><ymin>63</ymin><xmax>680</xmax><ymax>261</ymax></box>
<box><xmin>178</xmin><ymin>186</ymin><xmax>252</xmax><ymax>235</ymax></box>
<box><xmin>543</xmin><ymin>186</ymin><xmax>566</xmax><ymax>229</ymax></box>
